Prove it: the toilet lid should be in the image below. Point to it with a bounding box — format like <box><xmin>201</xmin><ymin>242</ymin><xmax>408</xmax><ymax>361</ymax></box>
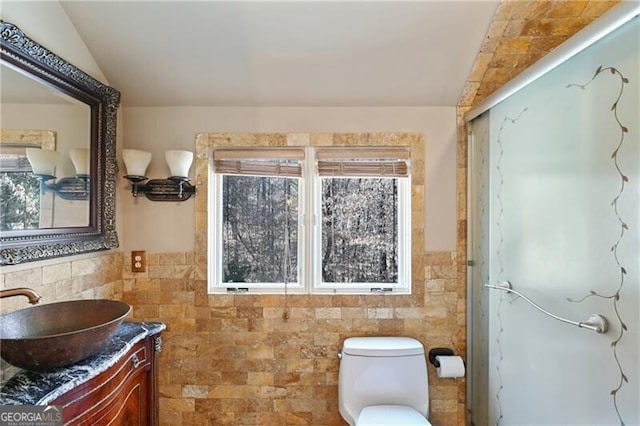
<box><xmin>357</xmin><ymin>405</ymin><xmax>431</xmax><ymax>426</ymax></box>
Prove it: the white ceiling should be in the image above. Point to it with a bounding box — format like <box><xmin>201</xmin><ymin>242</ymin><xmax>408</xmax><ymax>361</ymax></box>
<box><xmin>60</xmin><ymin>1</ymin><xmax>499</xmax><ymax>107</ymax></box>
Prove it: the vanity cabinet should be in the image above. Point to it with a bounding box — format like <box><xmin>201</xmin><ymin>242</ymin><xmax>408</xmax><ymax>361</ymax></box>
<box><xmin>0</xmin><ymin>322</ymin><xmax>165</xmax><ymax>426</ymax></box>
<box><xmin>52</xmin><ymin>331</ymin><xmax>161</xmax><ymax>425</ymax></box>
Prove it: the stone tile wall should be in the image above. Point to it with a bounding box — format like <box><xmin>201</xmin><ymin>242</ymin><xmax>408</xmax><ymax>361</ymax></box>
<box><xmin>120</xmin><ymin>132</ymin><xmax>467</xmax><ymax>425</ymax></box>
<box><xmin>0</xmin><ymin>252</ymin><xmax>123</xmax><ymax>314</ymax></box>
<box><xmin>123</xmin><ymin>249</ymin><xmax>464</xmax><ymax>425</ymax></box>
<box><xmin>459</xmin><ymin>0</ymin><xmax>620</xmax><ymax>107</ymax></box>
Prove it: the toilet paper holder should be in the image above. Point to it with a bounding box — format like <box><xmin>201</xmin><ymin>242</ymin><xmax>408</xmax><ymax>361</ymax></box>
<box><xmin>428</xmin><ymin>348</ymin><xmax>454</xmax><ymax>367</ymax></box>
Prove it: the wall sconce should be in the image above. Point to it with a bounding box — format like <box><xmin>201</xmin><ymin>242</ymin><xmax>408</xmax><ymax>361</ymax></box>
<box><xmin>25</xmin><ymin>148</ymin><xmax>90</xmax><ymax>201</ymax></box>
<box><xmin>122</xmin><ymin>149</ymin><xmax>196</xmax><ymax>201</ymax></box>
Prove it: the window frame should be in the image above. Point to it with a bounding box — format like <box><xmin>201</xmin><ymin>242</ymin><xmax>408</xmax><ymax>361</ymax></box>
<box><xmin>208</xmin><ymin>148</ymin><xmax>307</xmax><ymax>294</ymax></box>
<box><xmin>208</xmin><ymin>146</ymin><xmax>411</xmax><ymax>295</ymax></box>
<box><xmin>310</xmin><ymin>173</ymin><xmax>411</xmax><ymax>295</ymax></box>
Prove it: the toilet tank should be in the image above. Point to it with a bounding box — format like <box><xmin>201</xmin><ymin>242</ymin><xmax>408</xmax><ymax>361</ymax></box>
<box><xmin>338</xmin><ymin>337</ymin><xmax>429</xmax><ymax>426</ymax></box>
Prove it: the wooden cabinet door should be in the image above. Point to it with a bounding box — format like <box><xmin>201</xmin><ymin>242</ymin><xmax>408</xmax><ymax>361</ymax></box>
<box><xmin>52</xmin><ymin>334</ymin><xmax>159</xmax><ymax>426</ymax></box>
<box><xmin>89</xmin><ymin>369</ymin><xmax>149</xmax><ymax>425</ymax></box>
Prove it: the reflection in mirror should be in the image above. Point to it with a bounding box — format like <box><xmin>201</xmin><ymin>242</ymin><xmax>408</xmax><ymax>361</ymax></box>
<box><xmin>1</xmin><ymin>60</ymin><xmax>92</xmax><ymax>230</ymax></box>
<box><xmin>0</xmin><ymin>129</ymin><xmax>91</xmax><ymax>231</ymax></box>
<box><xmin>0</xmin><ymin>130</ymin><xmax>56</xmax><ymax>230</ymax></box>
<box><xmin>0</xmin><ymin>20</ymin><xmax>120</xmax><ymax>265</ymax></box>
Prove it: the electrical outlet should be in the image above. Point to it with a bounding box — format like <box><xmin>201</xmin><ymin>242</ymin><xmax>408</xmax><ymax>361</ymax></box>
<box><xmin>131</xmin><ymin>250</ymin><xmax>146</xmax><ymax>273</ymax></box>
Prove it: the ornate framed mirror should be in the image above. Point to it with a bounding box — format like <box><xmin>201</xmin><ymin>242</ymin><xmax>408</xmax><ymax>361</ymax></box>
<box><xmin>0</xmin><ymin>21</ymin><xmax>120</xmax><ymax>265</ymax></box>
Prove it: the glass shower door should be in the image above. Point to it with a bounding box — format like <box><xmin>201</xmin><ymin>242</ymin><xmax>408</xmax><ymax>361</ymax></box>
<box><xmin>467</xmin><ymin>16</ymin><xmax>639</xmax><ymax>426</ymax></box>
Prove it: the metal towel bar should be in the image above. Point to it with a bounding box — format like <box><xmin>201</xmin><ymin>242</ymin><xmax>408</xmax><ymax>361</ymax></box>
<box><xmin>484</xmin><ymin>281</ymin><xmax>608</xmax><ymax>334</ymax></box>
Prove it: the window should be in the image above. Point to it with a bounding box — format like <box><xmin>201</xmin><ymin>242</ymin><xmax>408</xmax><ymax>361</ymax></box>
<box><xmin>0</xmin><ymin>148</ymin><xmax>41</xmax><ymax>231</ymax></box>
<box><xmin>209</xmin><ymin>147</ymin><xmax>411</xmax><ymax>294</ymax></box>
<box><xmin>312</xmin><ymin>147</ymin><xmax>411</xmax><ymax>294</ymax></box>
<box><xmin>211</xmin><ymin>148</ymin><xmax>304</xmax><ymax>293</ymax></box>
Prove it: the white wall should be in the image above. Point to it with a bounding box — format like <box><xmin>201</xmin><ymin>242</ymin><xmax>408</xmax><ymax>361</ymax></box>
<box><xmin>121</xmin><ymin>106</ymin><xmax>458</xmax><ymax>252</ymax></box>
<box><xmin>2</xmin><ymin>2</ymin><xmax>457</xmax><ymax>264</ymax></box>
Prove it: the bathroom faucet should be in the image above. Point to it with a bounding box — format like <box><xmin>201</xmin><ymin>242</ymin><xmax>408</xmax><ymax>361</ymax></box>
<box><xmin>0</xmin><ymin>288</ymin><xmax>42</xmax><ymax>305</ymax></box>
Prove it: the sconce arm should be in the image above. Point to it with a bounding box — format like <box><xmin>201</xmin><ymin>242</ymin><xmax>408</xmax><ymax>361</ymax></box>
<box><xmin>124</xmin><ymin>175</ymin><xmax>148</xmax><ymax>197</ymax></box>
<box><xmin>53</xmin><ymin>176</ymin><xmax>90</xmax><ymax>200</ymax></box>
<box><xmin>34</xmin><ymin>174</ymin><xmax>90</xmax><ymax>201</ymax></box>
<box><xmin>124</xmin><ymin>175</ymin><xmax>196</xmax><ymax>202</ymax></box>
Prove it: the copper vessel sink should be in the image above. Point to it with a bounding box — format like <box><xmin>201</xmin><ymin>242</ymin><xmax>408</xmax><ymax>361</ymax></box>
<box><xmin>0</xmin><ymin>299</ymin><xmax>131</xmax><ymax>371</ymax></box>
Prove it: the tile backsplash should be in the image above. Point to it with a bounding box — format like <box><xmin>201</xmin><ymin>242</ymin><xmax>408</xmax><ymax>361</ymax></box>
<box><xmin>0</xmin><ymin>252</ymin><xmax>122</xmax><ymax>314</ymax></box>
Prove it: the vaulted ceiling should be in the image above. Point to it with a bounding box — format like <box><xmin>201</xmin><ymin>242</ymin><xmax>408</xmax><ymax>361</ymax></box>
<box><xmin>57</xmin><ymin>0</ymin><xmax>622</xmax><ymax>108</ymax></box>
<box><xmin>60</xmin><ymin>1</ymin><xmax>499</xmax><ymax>107</ymax></box>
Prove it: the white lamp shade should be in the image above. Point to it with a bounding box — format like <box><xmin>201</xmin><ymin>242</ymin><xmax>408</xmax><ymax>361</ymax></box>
<box><xmin>25</xmin><ymin>148</ymin><xmax>60</xmax><ymax>176</ymax></box>
<box><xmin>69</xmin><ymin>148</ymin><xmax>90</xmax><ymax>175</ymax></box>
<box><xmin>122</xmin><ymin>149</ymin><xmax>152</xmax><ymax>177</ymax></box>
<box><xmin>165</xmin><ymin>150</ymin><xmax>193</xmax><ymax>178</ymax></box>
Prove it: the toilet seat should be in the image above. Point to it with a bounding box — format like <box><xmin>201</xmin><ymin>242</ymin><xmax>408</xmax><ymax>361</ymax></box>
<box><xmin>357</xmin><ymin>405</ymin><xmax>431</xmax><ymax>425</ymax></box>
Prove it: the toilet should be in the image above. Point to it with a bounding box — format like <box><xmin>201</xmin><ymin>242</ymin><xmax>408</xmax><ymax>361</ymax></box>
<box><xmin>338</xmin><ymin>336</ymin><xmax>432</xmax><ymax>426</ymax></box>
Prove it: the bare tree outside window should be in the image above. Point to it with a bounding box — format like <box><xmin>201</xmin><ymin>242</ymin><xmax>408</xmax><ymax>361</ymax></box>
<box><xmin>321</xmin><ymin>177</ymin><xmax>398</xmax><ymax>283</ymax></box>
<box><xmin>0</xmin><ymin>169</ymin><xmax>40</xmax><ymax>231</ymax></box>
<box><xmin>221</xmin><ymin>175</ymin><xmax>299</xmax><ymax>284</ymax></box>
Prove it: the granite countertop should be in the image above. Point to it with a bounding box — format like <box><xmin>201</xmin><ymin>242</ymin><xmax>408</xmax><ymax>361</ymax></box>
<box><xmin>0</xmin><ymin>321</ymin><xmax>165</xmax><ymax>406</ymax></box>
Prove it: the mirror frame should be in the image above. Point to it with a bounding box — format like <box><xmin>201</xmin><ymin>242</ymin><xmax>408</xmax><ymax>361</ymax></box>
<box><xmin>0</xmin><ymin>21</ymin><xmax>120</xmax><ymax>265</ymax></box>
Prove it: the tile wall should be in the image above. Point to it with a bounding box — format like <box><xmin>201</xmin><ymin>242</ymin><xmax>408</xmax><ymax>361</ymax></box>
<box><xmin>0</xmin><ymin>252</ymin><xmax>122</xmax><ymax>314</ymax></box>
<box><xmin>123</xmin><ymin>251</ymin><xmax>464</xmax><ymax>425</ymax></box>
<box><xmin>120</xmin><ymin>132</ymin><xmax>468</xmax><ymax>425</ymax></box>
<box><xmin>459</xmin><ymin>0</ymin><xmax>620</xmax><ymax>108</ymax></box>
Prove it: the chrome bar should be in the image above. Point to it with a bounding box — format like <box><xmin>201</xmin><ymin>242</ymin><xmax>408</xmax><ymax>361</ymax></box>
<box><xmin>484</xmin><ymin>281</ymin><xmax>608</xmax><ymax>334</ymax></box>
